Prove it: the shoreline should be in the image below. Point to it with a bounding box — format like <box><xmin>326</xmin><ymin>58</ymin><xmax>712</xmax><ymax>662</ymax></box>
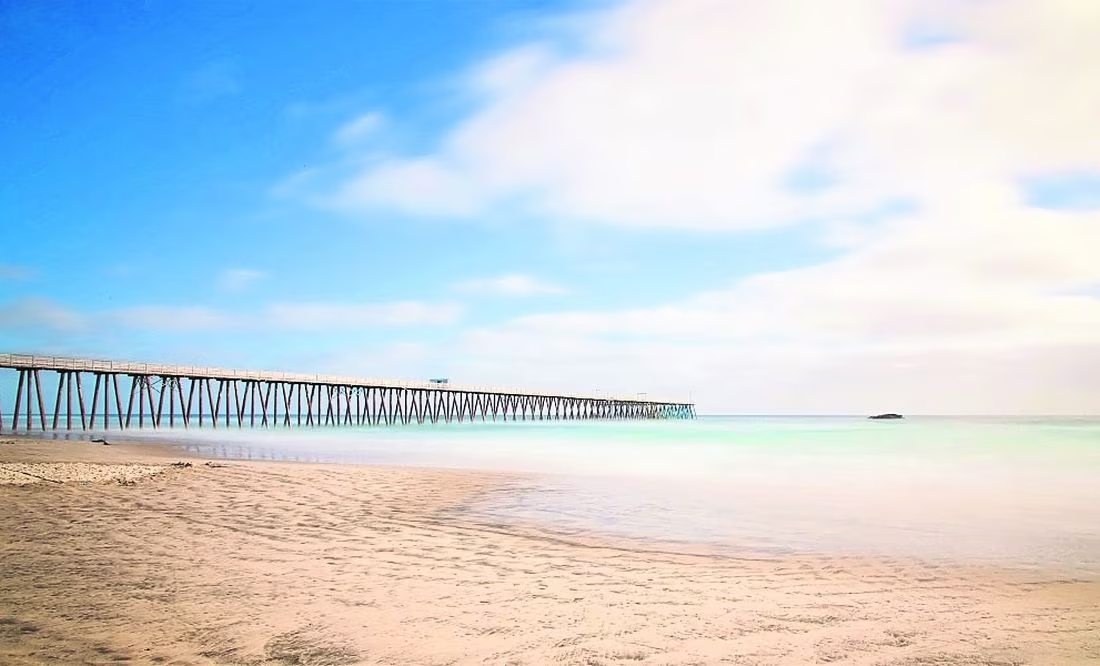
<box><xmin>2</xmin><ymin>437</ymin><xmax>1099</xmax><ymax>664</ymax></box>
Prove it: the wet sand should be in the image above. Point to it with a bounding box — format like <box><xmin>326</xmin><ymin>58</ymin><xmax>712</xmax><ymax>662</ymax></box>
<box><xmin>1</xmin><ymin>437</ymin><xmax>1098</xmax><ymax>665</ymax></box>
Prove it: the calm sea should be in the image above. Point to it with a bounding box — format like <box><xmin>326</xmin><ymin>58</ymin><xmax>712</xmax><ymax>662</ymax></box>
<box><xmin>48</xmin><ymin>416</ymin><xmax>1100</xmax><ymax>572</ymax></box>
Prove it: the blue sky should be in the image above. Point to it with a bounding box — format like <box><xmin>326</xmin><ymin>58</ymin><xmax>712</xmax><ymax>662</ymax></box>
<box><xmin>3</xmin><ymin>0</ymin><xmax>1100</xmax><ymax>413</ymax></box>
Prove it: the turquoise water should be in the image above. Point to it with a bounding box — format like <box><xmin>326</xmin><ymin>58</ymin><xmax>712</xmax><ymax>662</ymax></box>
<box><xmin>119</xmin><ymin>416</ymin><xmax>1100</xmax><ymax>571</ymax></box>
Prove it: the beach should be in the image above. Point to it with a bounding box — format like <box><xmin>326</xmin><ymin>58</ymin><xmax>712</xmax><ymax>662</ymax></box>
<box><xmin>1</xmin><ymin>436</ymin><xmax>1098</xmax><ymax>665</ymax></box>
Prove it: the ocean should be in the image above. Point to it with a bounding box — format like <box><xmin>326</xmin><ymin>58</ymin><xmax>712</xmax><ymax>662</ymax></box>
<box><xmin>36</xmin><ymin>415</ymin><xmax>1100</xmax><ymax>573</ymax></box>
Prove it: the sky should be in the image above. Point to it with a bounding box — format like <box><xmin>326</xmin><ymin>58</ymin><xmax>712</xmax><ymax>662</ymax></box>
<box><xmin>2</xmin><ymin>0</ymin><xmax>1099</xmax><ymax>415</ymax></box>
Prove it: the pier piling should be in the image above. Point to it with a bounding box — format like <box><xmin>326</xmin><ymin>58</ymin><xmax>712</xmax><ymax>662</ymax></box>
<box><xmin>0</xmin><ymin>353</ymin><xmax>695</xmax><ymax>433</ymax></box>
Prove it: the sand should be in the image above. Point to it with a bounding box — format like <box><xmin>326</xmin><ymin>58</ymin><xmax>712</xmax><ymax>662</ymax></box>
<box><xmin>1</xmin><ymin>437</ymin><xmax>1098</xmax><ymax>665</ymax></box>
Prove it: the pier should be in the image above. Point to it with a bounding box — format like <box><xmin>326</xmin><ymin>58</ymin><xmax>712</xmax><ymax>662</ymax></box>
<box><xmin>0</xmin><ymin>353</ymin><xmax>695</xmax><ymax>432</ymax></box>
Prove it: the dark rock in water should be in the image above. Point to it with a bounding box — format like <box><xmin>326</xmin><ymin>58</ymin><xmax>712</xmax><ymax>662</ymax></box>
<box><xmin>868</xmin><ymin>413</ymin><xmax>904</xmax><ymax>420</ymax></box>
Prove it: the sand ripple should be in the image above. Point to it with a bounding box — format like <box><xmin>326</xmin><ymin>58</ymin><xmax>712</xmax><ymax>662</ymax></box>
<box><xmin>1</xmin><ymin>438</ymin><xmax>1098</xmax><ymax>665</ymax></box>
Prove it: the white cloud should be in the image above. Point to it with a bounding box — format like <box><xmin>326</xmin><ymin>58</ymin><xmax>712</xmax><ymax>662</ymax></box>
<box><xmin>312</xmin><ymin>0</ymin><xmax>1099</xmax><ymax>228</ymax></box>
<box><xmin>316</xmin><ymin>0</ymin><xmax>899</xmax><ymax>226</ymax></box>
<box><xmin>217</xmin><ymin>268</ymin><xmax>267</xmax><ymax>292</ymax></box>
<box><xmin>173</xmin><ymin>0</ymin><xmax>1098</xmax><ymax>412</ymax></box>
<box><xmin>333</xmin><ymin>111</ymin><xmax>384</xmax><ymax>147</ymax></box>
<box><xmin>453</xmin><ymin>274</ymin><xmax>567</xmax><ymax>296</ymax></box>
<box><xmin>292</xmin><ymin>0</ymin><xmax>1100</xmax><ymax>413</ymax></box>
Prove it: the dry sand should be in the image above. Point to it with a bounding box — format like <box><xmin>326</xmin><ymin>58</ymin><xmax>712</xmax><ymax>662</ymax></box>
<box><xmin>1</xmin><ymin>437</ymin><xmax>1097</xmax><ymax>666</ymax></box>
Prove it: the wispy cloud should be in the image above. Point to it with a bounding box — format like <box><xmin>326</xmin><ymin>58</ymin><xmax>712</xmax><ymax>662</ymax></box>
<box><xmin>453</xmin><ymin>274</ymin><xmax>567</xmax><ymax>296</ymax></box>
<box><xmin>103</xmin><ymin>301</ymin><xmax>462</xmax><ymax>332</ymax></box>
<box><xmin>283</xmin><ymin>91</ymin><xmax>375</xmax><ymax>121</ymax></box>
<box><xmin>4</xmin><ymin>299</ymin><xmax>462</xmax><ymax>335</ymax></box>
<box><xmin>111</xmin><ymin>306</ymin><xmax>236</xmax><ymax>332</ymax></box>
<box><xmin>264</xmin><ymin>301</ymin><xmax>462</xmax><ymax>329</ymax></box>
<box><xmin>0</xmin><ymin>264</ymin><xmax>31</xmax><ymax>280</ymax></box>
<box><xmin>281</xmin><ymin>342</ymin><xmax>435</xmax><ymax>381</ymax></box>
<box><xmin>0</xmin><ymin>298</ymin><xmax>84</xmax><ymax>332</ymax></box>
<box><xmin>333</xmin><ymin>112</ymin><xmax>384</xmax><ymax>147</ymax></box>
<box><xmin>217</xmin><ymin>268</ymin><xmax>267</xmax><ymax>292</ymax></box>
<box><xmin>331</xmin><ymin>158</ymin><xmax>481</xmax><ymax>217</ymax></box>
<box><xmin>179</xmin><ymin>62</ymin><xmax>241</xmax><ymax>104</ymax></box>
